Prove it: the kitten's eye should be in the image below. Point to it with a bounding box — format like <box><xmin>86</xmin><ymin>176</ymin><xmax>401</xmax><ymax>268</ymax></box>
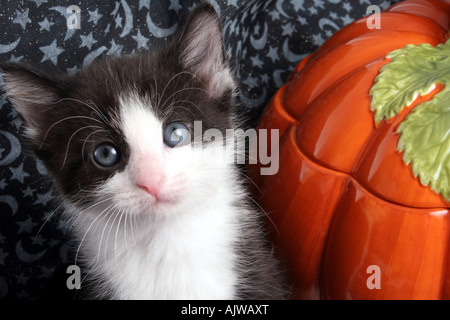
<box><xmin>163</xmin><ymin>122</ymin><xmax>190</xmax><ymax>148</ymax></box>
<box><xmin>93</xmin><ymin>142</ymin><xmax>120</xmax><ymax>167</ymax></box>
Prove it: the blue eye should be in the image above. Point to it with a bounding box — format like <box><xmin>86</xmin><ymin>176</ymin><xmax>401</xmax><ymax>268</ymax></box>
<box><xmin>163</xmin><ymin>122</ymin><xmax>190</xmax><ymax>148</ymax></box>
<box><xmin>93</xmin><ymin>142</ymin><xmax>120</xmax><ymax>167</ymax></box>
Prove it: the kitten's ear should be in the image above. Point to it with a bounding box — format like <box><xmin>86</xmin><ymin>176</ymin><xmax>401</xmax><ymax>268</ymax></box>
<box><xmin>178</xmin><ymin>4</ymin><xmax>235</xmax><ymax>98</ymax></box>
<box><xmin>1</xmin><ymin>63</ymin><xmax>65</xmax><ymax>138</ymax></box>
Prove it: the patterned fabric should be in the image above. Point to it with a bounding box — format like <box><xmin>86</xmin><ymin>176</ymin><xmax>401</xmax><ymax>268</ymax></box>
<box><xmin>0</xmin><ymin>0</ymin><xmax>399</xmax><ymax>299</ymax></box>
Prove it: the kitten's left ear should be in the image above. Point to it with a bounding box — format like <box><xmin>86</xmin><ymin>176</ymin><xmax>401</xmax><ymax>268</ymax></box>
<box><xmin>1</xmin><ymin>63</ymin><xmax>66</xmax><ymax>139</ymax></box>
<box><xmin>178</xmin><ymin>4</ymin><xmax>236</xmax><ymax>98</ymax></box>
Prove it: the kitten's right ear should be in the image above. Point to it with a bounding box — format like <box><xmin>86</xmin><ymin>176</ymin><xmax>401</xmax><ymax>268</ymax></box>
<box><xmin>177</xmin><ymin>4</ymin><xmax>235</xmax><ymax>99</ymax></box>
<box><xmin>1</xmin><ymin>63</ymin><xmax>65</xmax><ymax>137</ymax></box>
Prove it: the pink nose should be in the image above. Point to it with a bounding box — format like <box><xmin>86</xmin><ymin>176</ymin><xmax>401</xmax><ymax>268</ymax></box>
<box><xmin>135</xmin><ymin>168</ymin><xmax>167</xmax><ymax>198</ymax></box>
<box><xmin>138</xmin><ymin>183</ymin><xmax>161</xmax><ymax>197</ymax></box>
<box><xmin>131</xmin><ymin>153</ymin><xmax>166</xmax><ymax>199</ymax></box>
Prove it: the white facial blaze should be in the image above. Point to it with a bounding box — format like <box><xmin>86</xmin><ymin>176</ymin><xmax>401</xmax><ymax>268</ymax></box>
<box><xmin>119</xmin><ymin>93</ymin><xmax>162</xmax><ymax>156</ymax></box>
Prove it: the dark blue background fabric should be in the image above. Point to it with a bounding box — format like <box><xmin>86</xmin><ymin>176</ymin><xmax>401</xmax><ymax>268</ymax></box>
<box><xmin>0</xmin><ymin>0</ymin><xmax>398</xmax><ymax>299</ymax></box>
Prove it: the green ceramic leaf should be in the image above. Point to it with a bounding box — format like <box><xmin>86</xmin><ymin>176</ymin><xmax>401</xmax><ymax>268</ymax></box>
<box><xmin>397</xmin><ymin>90</ymin><xmax>450</xmax><ymax>201</ymax></box>
<box><xmin>370</xmin><ymin>38</ymin><xmax>450</xmax><ymax>201</ymax></box>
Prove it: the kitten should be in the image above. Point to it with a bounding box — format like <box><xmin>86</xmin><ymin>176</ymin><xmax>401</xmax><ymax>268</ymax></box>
<box><xmin>1</xmin><ymin>4</ymin><xmax>288</xmax><ymax>299</ymax></box>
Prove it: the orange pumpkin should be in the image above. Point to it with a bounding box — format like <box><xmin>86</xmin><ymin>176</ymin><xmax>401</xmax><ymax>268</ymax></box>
<box><xmin>250</xmin><ymin>0</ymin><xmax>450</xmax><ymax>299</ymax></box>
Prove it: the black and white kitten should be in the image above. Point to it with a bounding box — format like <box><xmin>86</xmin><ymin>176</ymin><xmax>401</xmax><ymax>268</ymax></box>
<box><xmin>2</xmin><ymin>4</ymin><xmax>287</xmax><ymax>299</ymax></box>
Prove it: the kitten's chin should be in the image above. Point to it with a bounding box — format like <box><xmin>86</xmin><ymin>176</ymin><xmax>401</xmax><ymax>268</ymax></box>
<box><xmin>141</xmin><ymin>194</ymin><xmax>180</xmax><ymax>216</ymax></box>
<box><xmin>120</xmin><ymin>188</ymin><xmax>188</xmax><ymax>219</ymax></box>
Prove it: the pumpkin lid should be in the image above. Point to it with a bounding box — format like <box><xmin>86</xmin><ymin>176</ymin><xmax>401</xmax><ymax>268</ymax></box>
<box><xmin>280</xmin><ymin>0</ymin><xmax>450</xmax><ymax>208</ymax></box>
<box><xmin>370</xmin><ymin>38</ymin><xmax>450</xmax><ymax>202</ymax></box>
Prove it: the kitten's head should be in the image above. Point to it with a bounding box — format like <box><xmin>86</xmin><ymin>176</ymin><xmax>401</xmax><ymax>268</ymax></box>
<box><xmin>2</xmin><ymin>4</ymin><xmax>238</xmax><ymax>219</ymax></box>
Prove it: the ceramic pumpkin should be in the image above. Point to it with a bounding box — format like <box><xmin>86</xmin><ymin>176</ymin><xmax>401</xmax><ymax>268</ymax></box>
<box><xmin>250</xmin><ymin>0</ymin><xmax>450</xmax><ymax>299</ymax></box>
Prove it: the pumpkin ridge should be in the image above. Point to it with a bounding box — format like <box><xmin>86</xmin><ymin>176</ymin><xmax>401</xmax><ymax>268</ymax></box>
<box><xmin>284</xmin><ymin>31</ymin><xmax>443</xmax><ymax>119</ymax></box>
<box><xmin>386</xmin><ymin>0</ymin><xmax>450</xmax><ymax>30</ymax></box>
<box><xmin>313</xmin><ymin>12</ymin><xmax>448</xmax><ymax>59</ymax></box>
<box><xmin>291</xmin><ymin>125</ymin><xmax>449</xmax><ymax>211</ymax></box>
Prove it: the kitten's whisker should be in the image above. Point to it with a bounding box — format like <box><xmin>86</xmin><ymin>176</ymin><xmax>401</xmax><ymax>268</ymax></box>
<box><xmin>69</xmin><ymin>196</ymin><xmax>115</xmax><ymax>232</ymax></box>
<box><xmin>94</xmin><ymin>203</ymin><xmax>120</xmax><ymax>268</ymax></box>
<box><xmin>34</xmin><ymin>199</ymin><xmax>63</xmax><ymax>239</ymax></box>
<box><xmin>235</xmin><ymin>170</ymin><xmax>262</xmax><ymax>195</ymax></box>
<box><xmin>77</xmin><ymin>195</ymin><xmax>115</xmax><ymax>215</ymax></box>
<box><xmin>56</xmin><ymin>98</ymin><xmax>109</xmax><ymax>124</ymax></box>
<box><xmin>138</xmin><ymin>55</ymin><xmax>143</xmax><ymax>84</ymax></box>
<box><xmin>151</xmin><ymin>77</ymin><xmax>160</xmax><ymax>109</ymax></box>
<box><xmin>244</xmin><ymin>195</ymin><xmax>280</xmax><ymax>237</ymax></box>
<box><xmin>160</xmin><ymin>87</ymin><xmax>224</xmax><ymax>126</ymax></box>
<box><xmin>158</xmin><ymin>71</ymin><xmax>194</xmax><ymax>110</ymax></box>
<box><xmin>81</xmin><ymin>129</ymin><xmax>109</xmax><ymax>170</ymax></box>
<box><xmin>90</xmin><ymin>202</ymin><xmax>121</xmax><ymax>272</ymax></box>
<box><xmin>103</xmin><ymin>205</ymin><xmax>123</xmax><ymax>267</ymax></box>
<box><xmin>80</xmin><ymin>203</ymin><xmax>118</xmax><ymax>286</ymax></box>
<box><xmin>85</xmin><ymin>99</ymin><xmax>108</xmax><ymax>122</ymax></box>
<box><xmin>70</xmin><ymin>196</ymin><xmax>116</xmax><ymax>244</ymax></box>
<box><xmin>160</xmin><ymin>86</ymin><xmax>202</xmax><ymax>109</ymax></box>
<box><xmin>161</xmin><ymin>104</ymin><xmax>197</xmax><ymax>122</ymax></box>
<box><xmin>123</xmin><ymin>208</ymin><xmax>128</xmax><ymax>250</ymax></box>
<box><xmin>61</xmin><ymin>125</ymin><xmax>103</xmax><ymax>170</ymax></box>
<box><xmin>231</xmin><ymin>209</ymin><xmax>246</xmax><ymax>246</ymax></box>
<box><xmin>129</xmin><ymin>209</ymin><xmax>139</xmax><ymax>247</ymax></box>
<box><xmin>114</xmin><ymin>208</ymin><xmax>126</xmax><ymax>267</ymax></box>
<box><xmin>161</xmin><ymin>79</ymin><xmax>230</xmax><ymax>109</ymax></box>
<box><xmin>40</xmin><ymin>115</ymin><xmax>103</xmax><ymax>149</ymax></box>
<box><xmin>75</xmin><ymin>201</ymin><xmax>116</xmax><ymax>265</ymax></box>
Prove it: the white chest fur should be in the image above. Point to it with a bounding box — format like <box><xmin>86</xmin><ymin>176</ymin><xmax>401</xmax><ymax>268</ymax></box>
<box><xmin>72</xmin><ymin>192</ymin><xmax>240</xmax><ymax>299</ymax></box>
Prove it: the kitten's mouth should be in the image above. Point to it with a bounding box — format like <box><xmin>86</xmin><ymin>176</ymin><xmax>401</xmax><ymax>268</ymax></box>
<box><xmin>135</xmin><ymin>174</ymin><xmax>188</xmax><ymax>207</ymax></box>
<box><xmin>138</xmin><ymin>184</ymin><xmax>160</xmax><ymax>199</ymax></box>
<box><xmin>137</xmin><ymin>184</ymin><xmax>177</xmax><ymax>205</ymax></box>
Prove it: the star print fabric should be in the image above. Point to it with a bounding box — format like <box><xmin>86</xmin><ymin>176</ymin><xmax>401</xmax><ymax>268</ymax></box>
<box><xmin>0</xmin><ymin>0</ymin><xmax>398</xmax><ymax>299</ymax></box>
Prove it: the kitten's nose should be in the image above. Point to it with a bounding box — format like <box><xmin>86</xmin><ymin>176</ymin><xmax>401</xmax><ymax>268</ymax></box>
<box><xmin>137</xmin><ymin>176</ymin><xmax>166</xmax><ymax>199</ymax></box>
<box><xmin>132</xmin><ymin>153</ymin><xmax>167</xmax><ymax>199</ymax></box>
<box><xmin>138</xmin><ymin>181</ymin><xmax>163</xmax><ymax>198</ymax></box>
